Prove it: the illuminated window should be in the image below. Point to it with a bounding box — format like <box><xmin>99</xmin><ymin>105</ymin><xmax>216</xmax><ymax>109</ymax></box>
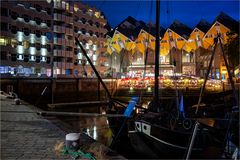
<box><xmin>17</xmin><ymin>45</ymin><xmax>24</xmax><ymax>54</ymax></box>
<box><xmin>23</xmin><ymin>41</ymin><xmax>29</xmax><ymax>49</ymax></box>
<box><xmin>46</xmin><ymin>69</ymin><xmax>51</xmax><ymax>77</ymax></box>
<box><xmin>41</xmin><ymin>48</ymin><xmax>47</xmax><ymax>56</ymax></box>
<box><xmin>0</xmin><ymin>66</ymin><xmax>9</xmax><ymax>73</ymax></box>
<box><xmin>41</xmin><ymin>56</ymin><xmax>46</xmax><ymax>62</ymax></box>
<box><xmin>17</xmin><ymin>54</ymin><xmax>24</xmax><ymax>60</ymax></box>
<box><xmin>88</xmin><ymin>9</ymin><xmax>93</xmax><ymax>16</ymax></box>
<box><xmin>30</xmin><ymin>55</ymin><xmax>36</xmax><ymax>61</ymax></box>
<box><xmin>66</xmin><ymin>2</ymin><xmax>69</xmax><ymax>11</ymax></box>
<box><xmin>0</xmin><ymin>38</ymin><xmax>7</xmax><ymax>46</ymax></box>
<box><xmin>94</xmin><ymin>12</ymin><xmax>100</xmax><ymax>18</ymax></box>
<box><xmin>74</xmin><ymin>4</ymin><xmax>78</xmax><ymax>12</ymax></box>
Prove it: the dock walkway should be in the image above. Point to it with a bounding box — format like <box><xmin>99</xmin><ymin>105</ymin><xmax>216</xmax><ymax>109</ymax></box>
<box><xmin>0</xmin><ymin>94</ymin><xmax>125</xmax><ymax>159</ymax></box>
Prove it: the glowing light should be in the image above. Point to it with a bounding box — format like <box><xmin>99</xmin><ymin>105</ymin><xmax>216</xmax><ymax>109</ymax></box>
<box><xmin>29</xmin><ymin>34</ymin><xmax>36</xmax><ymax>43</ymax></box>
<box><xmin>78</xmin><ymin>52</ymin><xmax>82</xmax><ymax>59</ymax></box>
<box><xmin>17</xmin><ymin>54</ymin><xmax>24</xmax><ymax>60</ymax></box>
<box><xmin>17</xmin><ymin>31</ymin><xmax>24</xmax><ymax>42</ymax></box>
<box><xmin>0</xmin><ymin>38</ymin><xmax>6</xmax><ymax>45</ymax></box>
<box><xmin>41</xmin><ymin>36</ymin><xmax>47</xmax><ymax>45</ymax></box>
<box><xmin>30</xmin><ymin>55</ymin><xmax>36</xmax><ymax>61</ymax></box>
<box><xmin>93</xmin><ymin>54</ymin><xmax>97</xmax><ymax>61</ymax></box>
<box><xmin>41</xmin><ymin>56</ymin><xmax>46</xmax><ymax>62</ymax></box>
<box><xmin>85</xmin><ymin>43</ymin><xmax>90</xmax><ymax>49</ymax></box>
<box><xmin>41</xmin><ymin>48</ymin><xmax>47</xmax><ymax>56</ymax></box>
<box><xmin>147</xmin><ymin>87</ymin><xmax>151</xmax><ymax>92</ymax></box>
<box><xmin>93</xmin><ymin>44</ymin><xmax>97</xmax><ymax>51</ymax></box>
<box><xmin>29</xmin><ymin>47</ymin><xmax>36</xmax><ymax>55</ymax></box>
<box><xmin>130</xmin><ymin>86</ymin><xmax>133</xmax><ymax>91</ymax></box>
<box><xmin>17</xmin><ymin>45</ymin><xmax>24</xmax><ymax>54</ymax></box>
<box><xmin>93</xmin><ymin>126</ymin><xmax>97</xmax><ymax>139</ymax></box>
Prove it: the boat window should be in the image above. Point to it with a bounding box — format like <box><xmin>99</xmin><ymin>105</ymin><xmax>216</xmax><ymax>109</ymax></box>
<box><xmin>143</xmin><ymin>125</ymin><xmax>147</xmax><ymax>130</ymax></box>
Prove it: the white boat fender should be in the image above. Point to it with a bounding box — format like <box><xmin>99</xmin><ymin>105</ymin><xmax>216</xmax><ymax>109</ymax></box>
<box><xmin>14</xmin><ymin>98</ymin><xmax>20</xmax><ymax>105</ymax></box>
<box><xmin>66</xmin><ymin>133</ymin><xmax>80</xmax><ymax>151</ymax></box>
<box><xmin>183</xmin><ymin>119</ymin><xmax>192</xmax><ymax>130</ymax></box>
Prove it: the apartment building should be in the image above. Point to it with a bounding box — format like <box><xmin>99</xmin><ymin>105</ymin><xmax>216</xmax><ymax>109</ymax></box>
<box><xmin>0</xmin><ymin>0</ymin><xmax>109</xmax><ymax>78</ymax></box>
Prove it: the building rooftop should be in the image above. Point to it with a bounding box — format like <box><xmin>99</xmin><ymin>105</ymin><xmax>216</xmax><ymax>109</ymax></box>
<box><xmin>214</xmin><ymin>11</ymin><xmax>239</xmax><ymax>33</ymax></box>
<box><xmin>169</xmin><ymin>20</ymin><xmax>192</xmax><ymax>40</ymax></box>
<box><xmin>195</xmin><ymin>19</ymin><xmax>211</xmax><ymax>33</ymax></box>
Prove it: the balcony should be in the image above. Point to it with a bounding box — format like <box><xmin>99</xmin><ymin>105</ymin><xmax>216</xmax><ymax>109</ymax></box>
<box><xmin>53</xmin><ymin>13</ymin><xmax>65</xmax><ymax>21</ymax></box>
<box><xmin>40</xmin><ymin>23</ymin><xmax>48</xmax><ymax>28</ymax></box>
<box><xmin>65</xmin><ymin>28</ymin><xmax>73</xmax><ymax>35</ymax></box>
<box><xmin>66</xmin><ymin>40</ymin><xmax>74</xmax><ymax>46</ymax></box>
<box><xmin>54</xmin><ymin>38</ymin><xmax>66</xmax><ymax>45</ymax></box>
<box><xmin>65</xmin><ymin>51</ymin><xmax>73</xmax><ymax>57</ymax></box>
<box><xmin>66</xmin><ymin>63</ymin><xmax>73</xmax><ymax>69</ymax></box>
<box><xmin>65</xmin><ymin>16</ymin><xmax>73</xmax><ymax>24</ymax></box>
<box><xmin>53</xmin><ymin>49</ymin><xmax>65</xmax><ymax>57</ymax></box>
<box><xmin>53</xmin><ymin>2</ymin><xmax>65</xmax><ymax>10</ymax></box>
<box><xmin>54</xmin><ymin>62</ymin><xmax>65</xmax><ymax>69</ymax></box>
<box><xmin>53</xmin><ymin>25</ymin><xmax>65</xmax><ymax>33</ymax></box>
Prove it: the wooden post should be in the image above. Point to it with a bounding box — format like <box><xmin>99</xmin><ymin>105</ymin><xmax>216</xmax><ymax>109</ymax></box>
<box><xmin>51</xmin><ymin>78</ymin><xmax>55</xmax><ymax>104</ymax></box>
<box><xmin>97</xmin><ymin>79</ymin><xmax>100</xmax><ymax>101</ymax></box>
<box><xmin>76</xmin><ymin>78</ymin><xmax>79</xmax><ymax>101</ymax></box>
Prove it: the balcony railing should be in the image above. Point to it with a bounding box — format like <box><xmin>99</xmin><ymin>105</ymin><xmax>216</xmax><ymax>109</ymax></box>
<box><xmin>53</xmin><ymin>62</ymin><xmax>65</xmax><ymax>69</ymax></box>
<box><xmin>53</xmin><ymin>25</ymin><xmax>65</xmax><ymax>33</ymax></box>
<box><xmin>54</xmin><ymin>38</ymin><xmax>66</xmax><ymax>45</ymax></box>
<box><xmin>53</xmin><ymin>49</ymin><xmax>65</xmax><ymax>57</ymax></box>
<box><xmin>53</xmin><ymin>13</ymin><xmax>66</xmax><ymax>21</ymax></box>
<box><xmin>53</xmin><ymin>2</ymin><xmax>65</xmax><ymax>10</ymax></box>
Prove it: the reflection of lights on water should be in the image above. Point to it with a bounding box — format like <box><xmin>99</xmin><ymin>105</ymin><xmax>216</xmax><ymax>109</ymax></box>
<box><xmin>102</xmin><ymin>111</ymin><xmax>106</xmax><ymax>115</ymax></box>
<box><xmin>136</xmin><ymin>108</ymin><xmax>139</xmax><ymax>114</ymax></box>
<box><xmin>93</xmin><ymin>126</ymin><xmax>97</xmax><ymax>140</ymax></box>
<box><xmin>147</xmin><ymin>87</ymin><xmax>151</xmax><ymax>92</ymax></box>
<box><xmin>130</xmin><ymin>86</ymin><xmax>133</xmax><ymax>91</ymax></box>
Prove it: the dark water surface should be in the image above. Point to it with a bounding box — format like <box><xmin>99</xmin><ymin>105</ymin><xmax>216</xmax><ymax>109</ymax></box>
<box><xmin>51</xmin><ymin>105</ymin><xmax>141</xmax><ymax>159</ymax></box>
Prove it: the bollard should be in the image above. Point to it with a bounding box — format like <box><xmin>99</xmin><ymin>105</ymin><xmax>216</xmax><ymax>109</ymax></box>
<box><xmin>14</xmin><ymin>98</ymin><xmax>20</xmax><ymax>105</ymax></box>
<box><xmin>65</xmin><ymin>133</ymin><xmax>80</xmax><ymax>151</ymax></box>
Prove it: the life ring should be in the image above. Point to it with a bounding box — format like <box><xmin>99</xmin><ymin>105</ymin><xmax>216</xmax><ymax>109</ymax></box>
<box><xmin>183</xmin><ymin>119</ymin><xmax>192</xmax><ymax>130</ymax></box>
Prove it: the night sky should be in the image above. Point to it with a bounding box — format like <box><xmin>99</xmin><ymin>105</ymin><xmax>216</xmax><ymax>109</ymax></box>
<box><xmin>82</xmin><ymin>0</ymin><xmax>239</xmax><ymax>29</ymax></box>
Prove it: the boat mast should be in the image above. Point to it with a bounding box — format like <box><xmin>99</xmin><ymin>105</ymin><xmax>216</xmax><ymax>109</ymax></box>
<box><xmin>154</xmin><ymin>0</ymin><xmax>160</xmax><ymax>111</ymax></box>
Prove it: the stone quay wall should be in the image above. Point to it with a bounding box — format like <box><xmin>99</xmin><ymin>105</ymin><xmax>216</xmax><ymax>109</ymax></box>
<box><xmin>0</xmin><ymin>78</ymin><xmax>117</xmax><ymax>107</ymax></box>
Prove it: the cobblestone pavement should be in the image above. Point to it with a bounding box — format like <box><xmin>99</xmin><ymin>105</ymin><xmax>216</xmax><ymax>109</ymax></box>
<box><xmin>0</xmin><ymin>95</ymin><xmax>70</xmax><ymax>160</ymax></box>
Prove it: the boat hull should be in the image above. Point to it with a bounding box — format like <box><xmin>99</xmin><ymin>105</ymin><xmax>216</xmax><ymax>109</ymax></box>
<box><xmin>129</xmin><ymin>121</ymin><xmax>224</xmax><ymax>159</ymax></box>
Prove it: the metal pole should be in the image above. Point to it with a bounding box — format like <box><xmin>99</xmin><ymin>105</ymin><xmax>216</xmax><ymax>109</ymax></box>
<box><xmin>186</xmin><ymin>122</ymin><xmax>200</xmax><ymax>160</ymax></box>
<box><xmin>154</xmin><ymin>0</ymin><xmax>160</xmax><ymax>111</ymax></box>
<box><xmin>195</xmin><ymin>37</ymin><xmax>218</xmax><ymax>114</ymax></box>
<box><xmin>75</xmin><ymin>37</ymin><xmax>111</xmax><ymax>99</ymax></box>
<box><xmin>37</xmin><ymin>111</ymin><xmax>125</xmax><ymax>117</ymax></box>
<box><xmin>218</xmin><ymin>35</ymin><xmax>238</xmax><ymax>107</ymax></box>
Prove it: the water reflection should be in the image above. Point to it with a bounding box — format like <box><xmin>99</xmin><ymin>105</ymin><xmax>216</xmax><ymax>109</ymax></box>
<box><xmin>55</xmin><ymin>105</ymin><xmax>113</xmax><ymax>146</ymax></box>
